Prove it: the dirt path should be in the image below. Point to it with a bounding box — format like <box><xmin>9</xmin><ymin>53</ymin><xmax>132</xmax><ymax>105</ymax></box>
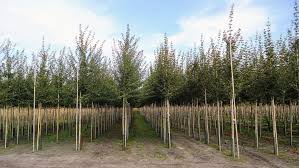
<box><xmin>171</xmin><ymin>132</ymin><xmax>297</xmax><ymax>168</ymax></box>
<box><xmin>0</xmin><ymin>112</ymin><xmax>297</xmax><ymax>168</ymax></box>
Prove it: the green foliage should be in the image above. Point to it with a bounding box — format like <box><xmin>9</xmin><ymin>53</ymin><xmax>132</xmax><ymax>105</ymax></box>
<box><xmin>142</xmin><ymin>34</ymin><xmax>184</xmax><ymax>104</ymax></box>
<box><xmin>0</xmin><ymin>26</ymin><xmax>119</xmax><ymax>107</ymax></box>
<box><xmin>113</xmin><ymin>25</ymin><xmax>144</xmax><ymax>106</ymax></box>
<box><xmin>1</xmin><ymin>1</ymin><xmax>299</xmax><ymax>107</ymax></box>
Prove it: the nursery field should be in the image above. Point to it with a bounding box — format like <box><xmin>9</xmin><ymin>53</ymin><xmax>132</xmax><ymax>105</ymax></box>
<box><xmin>0</xmin><ymin>111</ymin><xmax>298</xmax><ymax>168</ymax></box>
<box><xmin>1</xmin><ymin>0</ymin><xmax>299</xmax><ymax>167</ymax></box>
<box><xmin>0</xmin><ymin>110</ymin><xmax>299</xmax><ymax>167</ymax></box>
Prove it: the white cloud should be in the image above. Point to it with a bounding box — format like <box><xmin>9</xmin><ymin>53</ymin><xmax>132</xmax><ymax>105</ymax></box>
<box><xmin>0</xmin><ymin>0</ymin><xmax>117</xmax><ymax>55</ymax></box>
<box><xmin>140</xmin><ymin>33</ymin><xmax>164</xmax><ymax>63</ymax></box>
<box><xmin>170</xmin><ymin>0</ymin><xmax>269</xmax><ymax>48</ymax></box>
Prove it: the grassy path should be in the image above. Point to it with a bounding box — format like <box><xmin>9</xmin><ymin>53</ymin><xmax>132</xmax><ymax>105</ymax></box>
<box><xmin>129</xmin><ymin>111</ymin><xmax>158</xmax><ymax>141</ymax></box>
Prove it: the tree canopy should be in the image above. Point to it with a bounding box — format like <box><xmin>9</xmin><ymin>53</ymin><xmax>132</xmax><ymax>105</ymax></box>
<box><xmin>0</xmin><ymin>2</ymin><xmax>299</xmax><ymax>107</ymax></box>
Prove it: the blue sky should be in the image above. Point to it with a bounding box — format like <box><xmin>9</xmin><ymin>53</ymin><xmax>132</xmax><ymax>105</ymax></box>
<box><xmin>0</xmin><ymin>0</ymin><xmax>295</xmax><ymax>62</ymax></box>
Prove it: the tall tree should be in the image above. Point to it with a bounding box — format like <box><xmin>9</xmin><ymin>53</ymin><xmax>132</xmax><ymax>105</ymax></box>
<box><xmin>113</xmin><ymin>24</ymin><xmax>144</xmax><ymax>106</ymax></box>
<box><xmin>223</xmin><ymin>4</ymin><xmax>240</xmax><ymax>158</ymax></box>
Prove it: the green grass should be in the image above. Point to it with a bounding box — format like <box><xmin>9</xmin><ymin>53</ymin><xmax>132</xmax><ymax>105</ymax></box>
<box><xmin>129</xmin><ymin>111</ymin><xmax>158</xmax><ymax>140</ymax></box>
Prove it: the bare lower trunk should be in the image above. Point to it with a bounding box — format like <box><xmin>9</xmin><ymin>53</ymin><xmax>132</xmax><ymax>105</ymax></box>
<box><xmin>217</xmin><ymin>101</ymin><xmax>221</xmax><ymax>151</ymax></box>
<box><xmin>78</xmin><ymin>93</ymin><xmax>82</xmax><ymax>151</ymax></box>
<box><xmin>255</xmin><ymin>102</ymin><xmax>259</xmax><ymax>149</ymax></box>
<box><xmin>4</xmin><ymin>107</ymin><xmax>8</xmax><ymax>149</ymax></box>
<box><xmin>75</xmin><ymin>68</ymin><xmax>79</xmax><ymax>151</ymax></box>
<box><xmin>33</xmin><ymin>75</ymin><xmax>36</xmax><ymax>152</ymax></box>
<box><xmin>204</xmin><ymin>89</ymin><xmax>209</xmax><ymax>144</ymax></box>
<box><xmin>272</xmin><ymin>98</ymin><xmax>279</xmax><ymax>156</ymax></box>
<box><xmin>166</xmin><ymin>99</ymin><xmax>171</xmax><ymax>148</ymax></box>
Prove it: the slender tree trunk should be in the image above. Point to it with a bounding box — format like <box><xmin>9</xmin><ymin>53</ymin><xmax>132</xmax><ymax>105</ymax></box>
<box><xmin>17</xmin><ymin>106</ymin><xmax>20</xmax><ymax>145</ymax></box>
<box><xmin>45</xmin><ymin>108</ymin><xmax>48</xmax><ymax>136</ymax></box>
<box><xmin>188</xmin><ymin>106</ymin><xmax>191</xmax><ymax>137</ymax></box>
<box><xmin>166</xmin><ymin>99</ymin><xmax>171</xmax><ymax>148</ymax></box>
<box><xmin>259</xmin><ymin>104</ymin><xmax>262</xmax><ymax>138</ymax></box>
<box><xmin>163</xmin><ymin>101</ymin><xmax>166</xmax><ymax>144</ymax></box>
<box><xmin>79</xmin><ymin>93</ymin><xmax>82</xmax><ymax>151</ymax></box>
<box><xmin>221</xmin><ymin>101</ymin><xmax>224</xmax><ymax>138</ymax></box>
<box><xmin>75</xmin><ymin>68</ymin><xmax>79</xmax><ymax>151</ymax></box>
<box><xmin>33</xmin><ymin>74</ymin><xmax>36</xmax><ymax>152</ymax></box>
<box><xmin>37</xmin><ymin>104</ymin><xmax>41</xmax><ymax>151</ymax></box>
<box><xmin>290</xmin><ymin>103</ymin><xmax>293</xmax><ymax>146</ymax></box>
<box><xmin>27</xmin><ymin>106</ymin><xmax>30</xmax><ymax>142</ymax></box>
<box><xmin>255</xmin><ymin>102</ymin><xmax>259</xmax><ymax>149</ymax></box>
<box><xmin>197</xmin><ymin>100</ymin><xmax>201</xmax><ymax>141</ymax></box>
<box><xmin>230</xmin><ymin>99</ymin><xmax>235</xmax><ymax>158</ymax></box>
<box><xmin>234</xmin><ymin>99</ymin><xmax>240</xmax><ymax>158</ymax></box>
<box><xmin>204</xmin><ymin>89</ymin><xmax>209</xmax><ymax>144</ymax></box>
<box><xmin>192</xmin><ymin>101</ymin><xmax>196</xmax><ymax>138</ymax></box>
<box><xmin>272</xmin><ymin>98</ymin><xmax>279</xmax><ymax>156</ymax></box>
<box><xmin>5</xmin><ymin>107</ymin><xmax>8</xmax><ymax>149</ymax></box>
<box><xmin>125</xmin><ymin>101</ymin><xmax>127</xmax><ymax>148</ymax></box>
<box><xmin>91</xmin><ymin>103</ymin><xmax>93</xmax><ymax>142</ymax></box>
<box><xmin>122</xmin><ymin>97</ymin><xmax>126</xmax><ymax>150</ymax></box>
<box><xmin>229</xmin><ymin>31</ymin><xmax>239</xmax><ymax>158</ymax></box>
<box><xmin>217</xmin><ymin>101</ymin><xmax>221</xmax><ymax>151</ymax></box>
<box><xmin>56</xmin><ymin>93</ymin><xmax>60</xmax><ymax>143</ymax></box>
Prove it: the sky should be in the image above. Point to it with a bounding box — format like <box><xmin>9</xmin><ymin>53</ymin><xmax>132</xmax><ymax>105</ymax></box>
<box><xmin>0</xmin><ymin>0</ymin><xmax>294</xmax><ymax>63</ymax></box>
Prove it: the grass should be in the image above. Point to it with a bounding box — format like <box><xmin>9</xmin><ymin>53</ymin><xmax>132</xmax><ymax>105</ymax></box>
<box><xmin>126</xmin><ymin>111</ymin><xmax>167</xmax><ymax>158</ymax></box>
<box><xmin>129</xmin><ymin>111</ymin><xmax>158</xmax><ymax>141</ymax></box>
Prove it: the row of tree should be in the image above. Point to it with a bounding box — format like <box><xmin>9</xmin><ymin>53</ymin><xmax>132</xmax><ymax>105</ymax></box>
<box><xmin>0</xmin><ymin>2</ymin><xmax>299</xmax><ymax>107</ymax></box>
<box><xmin>142</xmin><ymin>1</ymin><xmax>299</xmax><ymax>105</ymax></box>
<box><xmin>0</xmin><ymin>25</ymin><xmax>143</xmax><ymax>107</ymax></box>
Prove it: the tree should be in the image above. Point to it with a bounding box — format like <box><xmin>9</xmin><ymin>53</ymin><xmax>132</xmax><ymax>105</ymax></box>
<box><xmin>34</xmin><ymin>37</ymin><xmax>54</xmax><ymax>106</ymax></box>
<box><xmin>223</xmin><ymin>4</ymin><xmax>240</xmax><ymax>158</ymax></box>
<box><xmin>142</xmin><ymin>34</ymin><xmax>183</xmax><ymax>147</ymax></box>
<box><xmin>113</xmin><ymin>24</ymin><xmax>144</xmax><ymax>106</ymax></box>
<box><xmin>113</xmin><ymin>24</ymin><xmax>144</xmax><ymax>149</ymax></box>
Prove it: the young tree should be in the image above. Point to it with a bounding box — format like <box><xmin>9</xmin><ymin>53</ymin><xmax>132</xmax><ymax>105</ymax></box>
<box><xmin>113</xmin><ymin>24</ymin><xmax>144</xmax><ymax>106</ymax></box>
<box><xmin>113</xmin><ymin>25</ymin><xmax>144</xmax><ymax>148</ymax></box>
<box><xmin>143</xmin><ymin>34</ymin><xmax>183</xmax><ymax>147</ymax></box>
<box><xmin>223</xmin><ymin>4</ymin><xmax>241</xmax><ymax>158</ymax></box>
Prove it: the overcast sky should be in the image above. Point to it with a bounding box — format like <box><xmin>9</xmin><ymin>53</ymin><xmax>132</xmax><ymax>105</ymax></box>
<box><xmin>0</xmin><ymin>0</ymin><xmax>294</xmax><ymax>62</ymax></box>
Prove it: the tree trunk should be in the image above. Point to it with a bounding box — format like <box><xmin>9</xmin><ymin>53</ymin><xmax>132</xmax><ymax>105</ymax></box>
<box><xmin>5</xmin><ymin>107</ymin><xmax>8</xmax><ymax>149</ymax></box>
<box><xmin>17</xmin><ymin>106</ymin><xmax>20</xmax><ymax>145</ymax></box>
<box><xmin>272</xmin><ymin>98</ymin><xmax>279</xmax><ymax>156</ymax></box>
<box><xmin>166</xmin><ymin>99</ymin><xmax>171</xmax><ymax>148</ymax></box>
<box><xmin>255</xmin><ymin>102</ymin><xmax>259</xmax><ymax>149</ymax></box>
<box><xmin>76</xmin><ymin>68</ymin><xmax>79</xmax><ymax>151</ymax></box>
<box><xmin>290</xmin><ymin>103</ymin><xmax>293</xmax><ymax>146</ymax></box>
<box><xmin>204</xmin><ymin>89</ymin><xmax>209</xmax><ymax>144</ymax></box>
<box><xmin>79</xmin><ymin>93</ymin><xmax>82</xmax><ymax>151</ymax></box>
<box><xmin>33</xmin><ymin>75</ymin><xmax>36</xmax><ymax>152</ymax></box>
<box><xmin>217</xmin><ymin>101</ymin><xmax>221</xmax><ymax>151</ymax></box>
